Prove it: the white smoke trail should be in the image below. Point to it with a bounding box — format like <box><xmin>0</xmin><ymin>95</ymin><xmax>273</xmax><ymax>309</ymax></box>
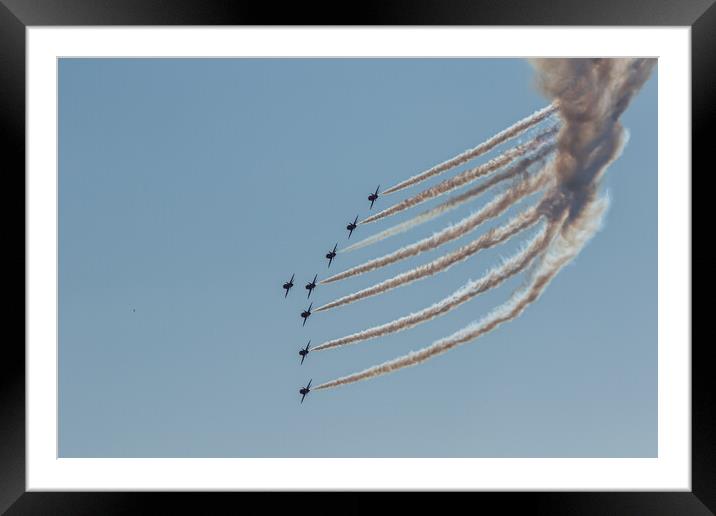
<box><xmin>362</xmin><ymin>125</ymin><xmax>558</xmax><ymax>225</ymax></box>
<box><xmin>313</xmin><ymin>216</ymin><xmax>559</xmax><ymax>352</ymax></box>
<box><xmin>321</xmin><ymin>164</ymin><xmax>554</xmax><ymax>285</ymax></box>
<box><xmin>382</xmin><ymin>103</ymin><xmax>558</xmax><ymax>195</ymax></box>
<box><xmin>343</xmin><ymin>143</ymin><xmax>556</xmax><ymax>253</ymax></box>
<box><xmin>316</xmin><ymin>205</ymin><xmax>543</xmax><ymax>312</ymax></box>
<box><xmin>314</xmin><ymin>197</ymin><xmax>607</xmax><ymax>390</ymax></box>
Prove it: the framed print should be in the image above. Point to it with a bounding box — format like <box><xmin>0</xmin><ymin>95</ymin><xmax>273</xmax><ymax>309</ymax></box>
<box><xmin>4</xmin><ymin>0</ymin><xmax>707</xmax><ymax>513</ymax></box>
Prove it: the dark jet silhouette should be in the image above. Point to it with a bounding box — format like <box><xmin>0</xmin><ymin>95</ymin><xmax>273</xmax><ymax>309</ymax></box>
<box><xmin>346</xmin><ymin>215</ymin><xmax>359</xmax><ymax>239</ymax></box>
<box><xmin>305</xmin><ymin>274</ymin><xmax>318</xmax><ymax>299</ymax></box>
<box><xmin>368</xmin><ymin>185</ymin><xmax>380</xmax><ymax>209</ymax></box>
<box><xmin>299</xmin><ymin>379</ymin><xmax>312</xmax><ymax>403</ymax></box>
<box><xmin>300</xmin><ymin>303</ymin><xmax>313</xmax><ymax>326</ymax></box>
<box><xmin>325</xmin><ymin>243</ymin><xmax>338</xmax><ymax>268</ymax></box>
<box><xmin>299</xmin><ymin>341</ymin><xmax>311</xmax><ymax>365</ymax></box>
<box><xmin>282</xmin><ymin>273</ymin><xmax>295</xmax><ymax>298</ymax></box>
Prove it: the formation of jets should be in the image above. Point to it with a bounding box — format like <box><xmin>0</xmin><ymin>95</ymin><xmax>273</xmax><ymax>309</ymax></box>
<box><xmin>282</xmin><ymin>184</ymin><xmax>381</xmax><ymax>403</ymax></box>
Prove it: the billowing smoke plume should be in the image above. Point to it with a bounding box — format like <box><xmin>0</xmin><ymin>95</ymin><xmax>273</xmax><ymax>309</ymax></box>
<box><xmin>530</xmin><ymin>58</ymin><xmax>655</xmax><ymax>225</ymax></box>
<box><xmin>382</xmin><ymin>103</ymin><xmax>558</xmax><ymax>195</ymax></box>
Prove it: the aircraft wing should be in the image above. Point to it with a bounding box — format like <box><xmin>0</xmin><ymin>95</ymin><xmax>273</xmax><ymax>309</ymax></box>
<box><xmin>301</xmin><ymin>393</ymin><xmax>306</xmax><ymax>403</ymax></box>
<box><xmin>301</xmin><ymin>354</ymin><xmax>305</xmax><ymax>365</ymax></box>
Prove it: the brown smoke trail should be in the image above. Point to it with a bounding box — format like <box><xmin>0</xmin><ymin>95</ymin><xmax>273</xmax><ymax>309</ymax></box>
<box><xmin>321</xmin><ymin>165</ymin><xmax>554</xmax><ymax>285</ymax></box>
<box><xmin>362</xmin><ymin>125</ymin><xmax>558</xmax><ymax>225</ymax></box>
<box><xmin>312</xmin><ymin>216</ymin><xmax>560</xmax><ymax>352</ymax></box>
<box><xmin>531</xmin><ymin>58</ymin><xmax>656</xmax><ymax>225</ymax></box>
<box><xmin>342</xmin><ymin>143</ymin><xmax>556</xmax><ymax>253</ymax></box>
<box><xmin>314</xmin><ymin>197</ymin><xmax>607</xmax><ymax>391</ymax></box>
<box><xmin>382</xmin><ymin>103</ymin><xmax>558</xmax><ymax>196</ymax></box>
<box><xmin>316</xmin><ymin>205</ymin><xmax>543</xmax><ymax>313</ymax></box>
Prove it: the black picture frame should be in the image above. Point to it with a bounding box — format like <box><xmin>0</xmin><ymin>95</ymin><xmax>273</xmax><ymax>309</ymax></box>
<box><xmin>3</xmin><ymin>1</ymin><xmax>706</xmax><ymax>513</ymax></box>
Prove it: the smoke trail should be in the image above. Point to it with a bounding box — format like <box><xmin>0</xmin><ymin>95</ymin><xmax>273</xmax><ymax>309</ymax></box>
<box><xmin>343</xmin><ymin>143</ymin><xmax>556</xmax><ymax>253</ymax></box>
<box><xmin>316</xmin><ymin>205</ymin><xmax>543</xmax><ymax>312</ymax></box>
<box><xmin>314</xmin><ymin>196</ymin><xmax>607</xmax><ymax>391</ymax></box>
<box><xmin>362</xmin><ymin>125</ymin><xmax>558</xmax><ymax>225</ymax></box>
<box><xmin>530</xmin><ymin>58</ymin><xmax>655</xmax><ymax>225</ymax></box>
<box><xmin>321</xmin><ymin>165</ymin><xmax>554</xmax><ymax>285</ymax></box>
<box><xmin>313</xmin><ymin>215</ymin><xmax>561</xmax><ymax>352</ymax></box>
<box><xmin>311</xmin><ymin>59</ymin><xmax>655</xmax><ymax>391</ymax></box>
<box><xmin>382</xmin><ymin>103</ymin><xmax>558</xmax><ymax>195</ymax></box>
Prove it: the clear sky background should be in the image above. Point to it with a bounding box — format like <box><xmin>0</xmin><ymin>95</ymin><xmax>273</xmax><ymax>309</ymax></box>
<box><xmin>58</xmin><ymin>58</ymin><xmax>657</xmax><ymax>458</ymax></box>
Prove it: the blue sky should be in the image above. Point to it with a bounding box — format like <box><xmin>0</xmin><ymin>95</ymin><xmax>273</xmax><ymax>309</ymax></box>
<box><xmin>58</xmin><ymin>58</ymin><xmax>657</xmax><ymax>457</ymax></box>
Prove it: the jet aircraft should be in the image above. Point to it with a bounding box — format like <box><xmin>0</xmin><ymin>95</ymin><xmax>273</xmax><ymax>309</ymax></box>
<box><xmin>325</xmin><ymin>243</ymin><xmax>338</xmax><ymax>268</ymax></box>
<box><xmin>299</xmin><ymin>379</ymin><xmax>312</xmax><ymax>403</ymax></box>
<box><xmin>282</xmin><ymin>274</ymin><xmax>295</xmax><ymax>298</ymax></box>
<box><xmin>346</xmin><ymin>215</ymin><xmax>359</xmax><ymax>239</ymax></box>
<box><xmin>299</xmin><ymin>341</ymin><xmax>311</xmax><ymax>365</ymax></box>
<box><xmin>305</xmin><ymin>274</ymin><xmax>318</xmax><ymax>299</ymax></box>
<box><xmin>300</xmin><ymin>303</ymin><xmax>313</xmax><ymax>326</ymax></box>
<box><xmin>368</xmin><ymin>185</ymin><xmax>380</xmax><ymax>209</ymax></box>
